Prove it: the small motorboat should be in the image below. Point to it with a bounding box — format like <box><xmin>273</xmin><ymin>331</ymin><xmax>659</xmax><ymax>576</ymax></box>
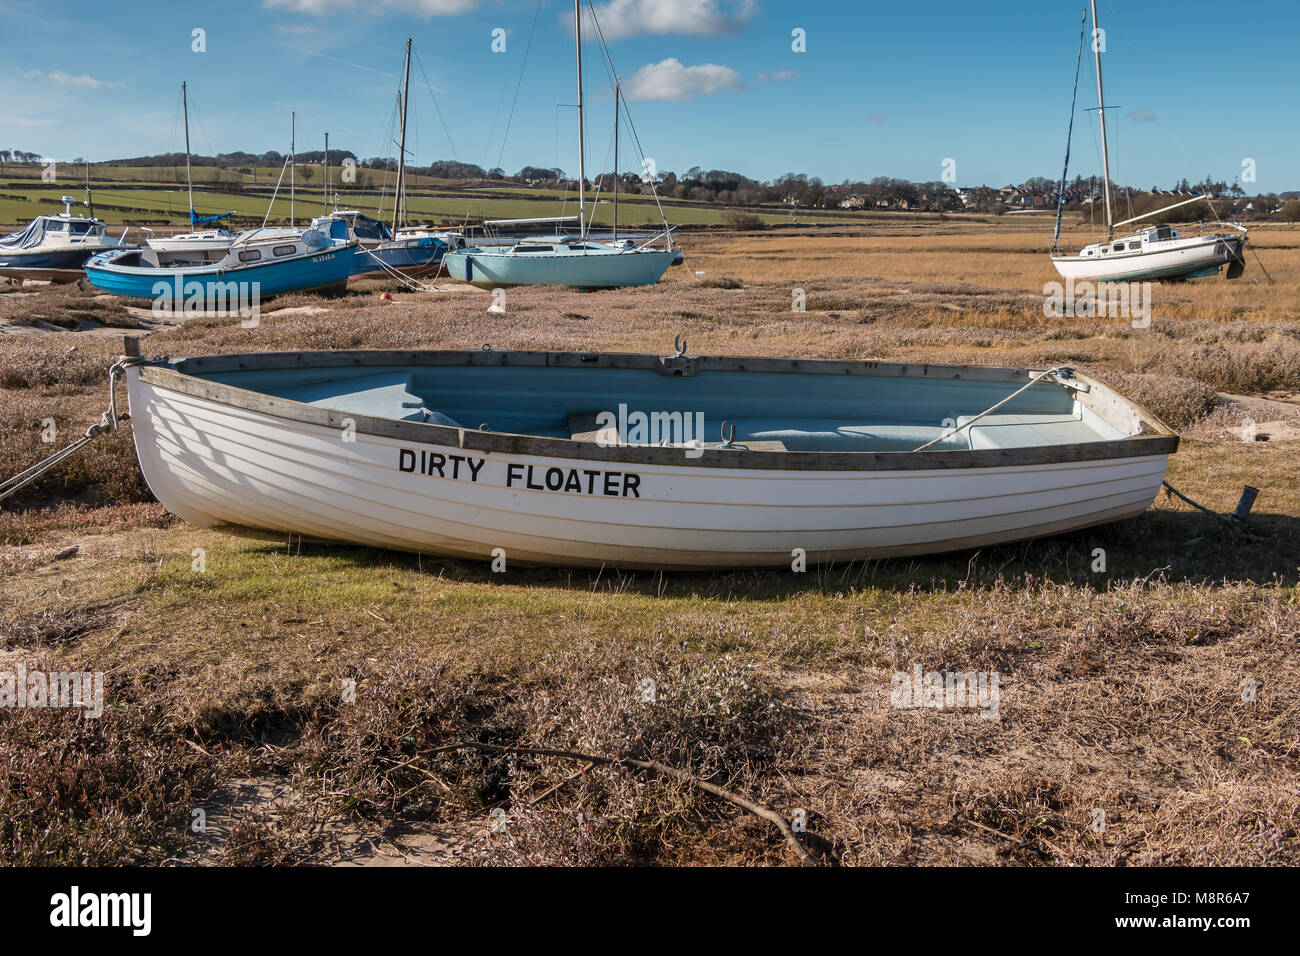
<box><xmin>122</xmin><ymin>346</ymin><xmax>1178</xmax><ymax>569</ymax></box>
<box><xmin>84</xmin><ymin>226</ymin><xmax>358</xmax><ymax>301</ymax></box>
<box><xmin>0</xmin><ymin>197</ymin><xmax>130</xmax><ymax>282</ymax></box>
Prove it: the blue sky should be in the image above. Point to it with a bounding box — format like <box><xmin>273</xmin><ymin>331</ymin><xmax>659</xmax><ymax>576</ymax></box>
<box><xmin>2</xmin><ymin>0</ymin><xmax>1296</xmax><ymax>192</ymax></box>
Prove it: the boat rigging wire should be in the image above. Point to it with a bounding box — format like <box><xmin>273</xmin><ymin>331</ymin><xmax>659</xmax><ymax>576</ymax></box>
<box><xmin>1053</xmin><ymin>12</ymin><xmax>1087</xmax><ymax>251</ymax></box>
<box><xmin>912</xmin><ymin>367</ymin><xmax>1075</xmax><ymax>452</ymax></box>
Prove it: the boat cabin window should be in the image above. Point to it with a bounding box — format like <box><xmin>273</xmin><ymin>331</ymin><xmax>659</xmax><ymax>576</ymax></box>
<box><xmin>1128</xmin><ymin>242</ymin><xmax>1140</xmax><ymax>250</ymax></box>
<box><xmin>272</xmin><ymin>244</ymin><xmax>297</xmax><ymax>257</ymax></box>
<box><xmin>68</xmin><ymin>221</ymin><xmax>92</xmax><ymax>235</ymax></box>
<box><xmin>1084</xmin><ymin>249</ymin><xmax>1094</xmax><ymax>256</ymax></box>
<box><xmin>1154</xmin><ymin>226</ymin><xmax>1174</xmax><ymax>241</ymax></box>
<box><xmin>46</xmin><ymin>220</ymin><xmax>67</xmax><ymax>232</ymax></box>
<box><xmin>353</xmin><ymin>215</ymin><xmax>389</xmax><ymax>242</ymax></box>
<box><xmin>516</xmin><ymin>245</ymin><xmax>552</xmax><ymax>253</ymax></box>
<box><xmin>238</xmin><ymin>249</ymin><xmax>262</xmax><ymax>263</ymax></box>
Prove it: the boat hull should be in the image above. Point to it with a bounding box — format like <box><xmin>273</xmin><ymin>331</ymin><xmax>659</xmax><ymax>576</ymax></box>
<box><xmin>124</xmin><ymin>360</ymin><xmax>1174</xmax><ymax>569</ymax></box>
<box><xmin>84</xmin><ymin>245</ymin><xmax>357</xmax><ymax>299</ymax></box>
<box><xmin>0</xmin><ymin>247</ymin><xmax>105</xmax><ymax>282</ymax></box>
<box><xmin>1052</xmin><ymin>235</ymin><xmax>1245</xmax><ymax>282</ymax></box>
<box><xmin>351</xmin><ymin>240</ymin><xmax>448</xmax><ymax>280</ymax></box>
<box><xmin>442</xmin><ymin>247</ymin><xmax>675</xmax><ymax>289</ymax></box>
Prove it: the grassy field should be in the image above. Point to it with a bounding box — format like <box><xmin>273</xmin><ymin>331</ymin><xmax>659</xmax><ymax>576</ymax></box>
<box><xmin>0</xmin><ymin>168</ymin><xmax>863</xmax><ymax>230</ymax></box>
<box><xmin>1</xmin><ymin>219</ymin><xmax>1297</xmax><ymax>866</ymax></box>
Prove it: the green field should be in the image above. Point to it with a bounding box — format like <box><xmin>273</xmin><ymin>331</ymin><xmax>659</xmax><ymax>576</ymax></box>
<box><xmin>0</xmin><ymin>164</ymin><xmax>872</xmax><ymax>231</ymax></box>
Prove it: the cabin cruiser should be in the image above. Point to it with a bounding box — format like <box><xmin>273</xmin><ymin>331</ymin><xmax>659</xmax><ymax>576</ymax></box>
<box><xmin>0</xmin><ymin>197</ymin><xmax>130</xmax><ymax>282</ymax></box>
<box><xmin>84</xmin><ymin>225</ymin><xmax>357</xmax><ymax>300</ymax></box>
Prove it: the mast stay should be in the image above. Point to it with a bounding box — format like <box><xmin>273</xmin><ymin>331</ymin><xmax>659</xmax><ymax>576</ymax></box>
<box><xmin>1090</xmin><ymin>0</ymin><xmax>1114</xmax><ymax>239</ymax></box>
<box><xmin>1052</xmin><ymin>12</ymin><xmax>1087</xmax><ymax>251</ymax></box>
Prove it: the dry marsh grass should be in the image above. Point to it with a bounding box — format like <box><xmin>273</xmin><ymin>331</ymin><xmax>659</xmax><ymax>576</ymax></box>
<box><xmin>0</xmin><ymin>220</ymin><xmax>1297</xmax><ymax>866</ymax></box>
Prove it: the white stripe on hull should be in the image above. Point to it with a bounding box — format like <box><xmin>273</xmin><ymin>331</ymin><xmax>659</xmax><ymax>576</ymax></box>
<box><xmin>129</xmin><ymin>375</ymin><xmax>1169</xmax><ymax>568</ymax></box>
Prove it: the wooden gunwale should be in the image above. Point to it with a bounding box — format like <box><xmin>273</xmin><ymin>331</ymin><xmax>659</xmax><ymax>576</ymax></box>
<box><xmin>136</xmin><ymin>349</ymin><xmax>1178</xmax><ymax>473</ymax></box>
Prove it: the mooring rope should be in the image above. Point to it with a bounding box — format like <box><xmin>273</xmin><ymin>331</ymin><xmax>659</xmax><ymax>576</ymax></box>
<box><xmin>0</xmin><ymin>361</ymin><xmax>129</xmax><ymax>505</ymax></box>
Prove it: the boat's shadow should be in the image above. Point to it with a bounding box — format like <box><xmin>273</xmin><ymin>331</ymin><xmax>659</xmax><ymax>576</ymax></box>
<box><xmin>260</xmin><ymin>511</ymin><xmax>1300</xmax><ymax>596</ymax></box>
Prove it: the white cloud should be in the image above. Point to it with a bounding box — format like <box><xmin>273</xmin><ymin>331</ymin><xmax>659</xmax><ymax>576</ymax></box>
<box><xmin>586</xmin><ymin>0</ymin><xmax>758</xmax><ymax>40</ymax></box>
<box><xmin>19</xmin><ymin>69</ymin><xmax>122</xmax><ymax>89</ymax></box>
<box><xmin>757</xmin><ymin>69</ymin><xmax>799</xmax><ymax>82</ymax></box>
<box><xmin>263</xmin><ymin>0</ymin><xmax>477</xmax><ymax>15</ymax></box>
<box><xmin>274</xmin><ymin>23</ymin><xmax>322</xmax><ymax>34</ymax></box>
<box><xmin>1129</xmin><ymin>109</ymin><xmax>1157</xmax><ymax>123</ymax></box>
<box><xmin>623</xmin><ymin>58</ymin><xmax>743</xmax><ymax>102</ymax></box>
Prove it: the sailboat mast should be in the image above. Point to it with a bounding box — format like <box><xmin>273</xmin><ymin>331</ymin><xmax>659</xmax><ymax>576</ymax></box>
<box><xmin>290</xmin><ymin>112</ymin><xmax>295</xmax><ymax>227</ymax></box>
<box><xmin>575</xmin><ymin>0</ymin><xmax>586</xmax><ymax>240</ymax></box>
<box><xmin>613</xmin><ymin>79</ymin><xmax>618</xmax><ymax>243</ymax></box>
<box><xmin>182</xmin><ymin>82</ymin><xmax>194</xmax><ymax>224</ymax></box>
<box><xmin>324</xmin><ymin>132</ymin><xmax>329</xmax><ymax>214</ymax></box>
<box><xmin>1090</xmin><ymin>0</ymin><xmax>1113</xmax><ymax>238</ymax></box>
<box><xmin>394</xmin><ymin>37</ymin><xmax>412</xmax><ymax>235</ymax></box>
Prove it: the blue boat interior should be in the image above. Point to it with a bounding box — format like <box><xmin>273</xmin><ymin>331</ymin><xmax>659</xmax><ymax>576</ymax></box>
<box><xmin>197</xmin><ymin>364</ymin><xmax>1128</xmax><ymax>452</ymax></box>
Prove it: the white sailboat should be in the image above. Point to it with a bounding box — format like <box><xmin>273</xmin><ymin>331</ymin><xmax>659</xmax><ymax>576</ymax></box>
<box><xmin>1050</xmin><ymin>1</ymin><xmax>1247</xmax><ymax>283</ymax></box>
<box><xmin>144</xmin><ymin>82</ymin><xmax>237</xmax><ymax>262</ymax></box>
<box><xmin>442</xmin><ymin>0</ymin><xmax>677</xmax><ymax>290</ymax></box>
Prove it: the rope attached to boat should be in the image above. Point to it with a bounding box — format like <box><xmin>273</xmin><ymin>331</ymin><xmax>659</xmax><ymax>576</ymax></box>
<box><xmin>911</xmin><ymin>367</ymin><xmax>1076</xmax><ymax>452</ymax></box>
<box><xmin>0</xmin><ymin>360</ymin><xmax>131</xmax><ymax>505</ymax></box>
<box><xmin>1161</xmin><ymin>480</ymin><xmax>1260</xmax><ymax>529</ymax></box>
<box><xmin>359</xmin><ymin>248</ymin><xmax>449</xmax><ymax>292</ymax></box>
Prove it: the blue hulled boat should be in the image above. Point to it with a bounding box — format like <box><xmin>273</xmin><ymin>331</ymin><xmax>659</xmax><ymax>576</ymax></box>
<box><xmin>313</xmin><ymin>211</ymin><xmax>462</xmax><ymax>280</ymax></box>
<box><xmin>83</xmin><ymin>226</ymin><xmax>357</xmax><ymax>301</ymax></box>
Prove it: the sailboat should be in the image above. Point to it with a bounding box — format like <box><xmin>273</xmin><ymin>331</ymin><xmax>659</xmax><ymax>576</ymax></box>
<box><xmin>319</xmin><ymin>39</ymin><xmax>464</xmax><ymax>281</ymax></box>
<box><xmin>144</xmin><ymin>82</ymin><xmax>236</xmax><ymax>262</ymax></box>
<box><xmin>1049</xmin><ymin>1</ymin><xmax>1247</xmax><ymax>283</ymax></box>
<box><xmin>442</xmin><ymin>0</ymin><xmax>677</xmax><ymax>290</ymax></box>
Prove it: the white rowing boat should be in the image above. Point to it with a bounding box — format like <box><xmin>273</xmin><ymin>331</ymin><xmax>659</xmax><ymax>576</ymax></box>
<box><xmin>122</xmin><ymin>346</ymin><xmax>1177</xmax><ymax>569</ymax></box>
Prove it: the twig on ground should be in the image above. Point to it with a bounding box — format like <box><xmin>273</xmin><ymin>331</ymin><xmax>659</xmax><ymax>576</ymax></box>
<box><xmin>428</xmin><ymin>740</ymin><xmax>820</xmax><ymax>866</ymax></box>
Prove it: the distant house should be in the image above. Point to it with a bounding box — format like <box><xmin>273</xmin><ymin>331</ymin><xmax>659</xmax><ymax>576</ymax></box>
<box><xmin>838</xmin><ymin>194</ymin><xmax>865</xmax><ymax>210</ymax></box>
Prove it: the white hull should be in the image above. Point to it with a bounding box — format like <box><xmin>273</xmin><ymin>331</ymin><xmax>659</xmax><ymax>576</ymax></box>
<box><xmin>1052</xmin><ymin>234</ymin><xmax>1245</xmax><ymax>283</ymax></box>
<box><xmin>126</xmin><ymin>367</ymin><xmax>1170</xmax><ymax>569</ymax></box>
